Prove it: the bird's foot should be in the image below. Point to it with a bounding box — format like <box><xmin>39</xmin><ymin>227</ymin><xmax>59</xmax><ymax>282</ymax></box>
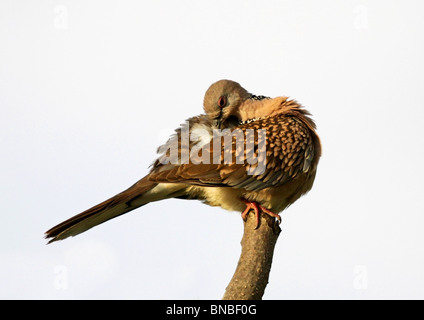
<box><xmin>241</xmin><ymin>200</ymin><xmax>261</xmax><ymax>228</ymax></box>
<box><xmin>240</xmin><ymin>199</ymin><xmax>281</xmax><ymax>229</ymax></box>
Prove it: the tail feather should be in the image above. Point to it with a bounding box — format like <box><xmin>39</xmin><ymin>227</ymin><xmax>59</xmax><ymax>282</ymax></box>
<box><xmin>45</xmin><ymin>176</ymin><xmax>184</xmax><ymax>243</ymax></box>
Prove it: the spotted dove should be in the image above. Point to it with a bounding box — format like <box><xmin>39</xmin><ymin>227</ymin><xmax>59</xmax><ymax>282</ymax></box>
<box><xmin>45</xmin><ymin>80</ymin><xmax>321</xmax><ymax>243</ymax></box>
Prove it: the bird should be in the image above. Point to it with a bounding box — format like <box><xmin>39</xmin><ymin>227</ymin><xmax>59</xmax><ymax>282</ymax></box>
<box><xmin>45</xmin><ymin>80</ymin><xmax>321</xmax><ymax>243</ymax></box>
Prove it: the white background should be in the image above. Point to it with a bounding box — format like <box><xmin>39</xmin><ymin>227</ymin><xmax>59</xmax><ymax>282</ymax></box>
<box><xmin>1</xmin><ymin>0</ymin><xmax>423</xmax><ymax>299</ymax></box>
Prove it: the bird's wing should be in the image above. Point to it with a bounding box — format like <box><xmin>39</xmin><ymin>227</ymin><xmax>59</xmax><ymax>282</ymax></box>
<box><xmin>149</xmin><ymin>114</ymin><xmax>316</xmax><ymax>191</ymax></box>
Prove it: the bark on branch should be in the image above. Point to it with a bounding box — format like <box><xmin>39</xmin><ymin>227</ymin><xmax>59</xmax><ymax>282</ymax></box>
<box><xmin>222</xmin><ymin>210</ymin><xmax>281</xmax><ymax>300</ymax></box>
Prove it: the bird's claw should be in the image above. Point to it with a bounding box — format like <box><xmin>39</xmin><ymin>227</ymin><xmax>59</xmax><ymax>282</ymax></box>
<box><xmin>240</xmin><ymin>199</ymin><xmax>281</xmax><ymax>229</ymax></box>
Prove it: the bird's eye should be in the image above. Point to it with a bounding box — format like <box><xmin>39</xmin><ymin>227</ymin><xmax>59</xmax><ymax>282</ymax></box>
<box><xmin>218</xmin><ymin>96</ymin><xmax>227</xmax><ymax>108</ymax></box>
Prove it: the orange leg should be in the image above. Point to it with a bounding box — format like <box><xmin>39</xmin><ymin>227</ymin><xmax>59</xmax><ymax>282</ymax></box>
<box><xmin>241</xmin><ymin>200</ymin><xmax>261</xmax><ymax>228</ymax></box>
<box><xmin>240</xmin><ymin>199</ymin><xmax>281</xmax><ymax>229</ymax></box>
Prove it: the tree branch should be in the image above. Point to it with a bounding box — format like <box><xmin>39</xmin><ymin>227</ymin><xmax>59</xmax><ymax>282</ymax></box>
<box><xmin>222</xmin><ymin>210</ymin><xmax>281</xmax><ymax>300</ymax></box>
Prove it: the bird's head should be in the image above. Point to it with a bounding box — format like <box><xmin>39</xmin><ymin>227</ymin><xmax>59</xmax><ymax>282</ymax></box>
<box><xmin>203</xmin><ymin>79</ymin><xmax>250</xmax><ymax>129</ymax></box>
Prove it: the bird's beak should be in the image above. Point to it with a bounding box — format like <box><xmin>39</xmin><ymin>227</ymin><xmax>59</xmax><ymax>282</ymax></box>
<box><xmin>213</xmin><ymin>118</ymin><xmax>222</xmax><ymax>129</ymax></box>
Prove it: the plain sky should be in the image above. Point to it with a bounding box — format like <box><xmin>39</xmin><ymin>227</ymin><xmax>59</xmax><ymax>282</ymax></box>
<box><xmin>1</xmin><ymin>0</ymin><xmax>424</xmax><ymax>299</ymax></box>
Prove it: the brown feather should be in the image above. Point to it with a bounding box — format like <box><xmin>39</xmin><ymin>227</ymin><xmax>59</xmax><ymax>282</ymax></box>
<box><xmin>45</xmin><ymin>177</ymin><xmax>160</xmax><ymax>243</ymax></box>
<box><xmin>149</xmin><ymin>104</ymin><xmax>321</xmax><ymax>195</ymax></box>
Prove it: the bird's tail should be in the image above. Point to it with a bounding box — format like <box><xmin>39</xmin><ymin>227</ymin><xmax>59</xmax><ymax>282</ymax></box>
<box><xmin>45</xmin><ymin>176</ymin><xmax>186</xmax><ymax>243</ymax></box>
